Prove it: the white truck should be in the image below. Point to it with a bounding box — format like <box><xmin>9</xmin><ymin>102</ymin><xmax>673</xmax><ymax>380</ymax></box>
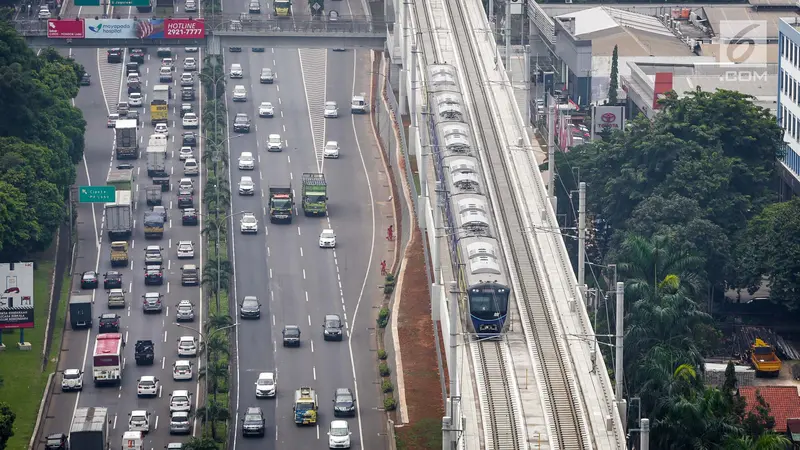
<box><xmin>146</xmin><ymin>134</ymin><xmax>169</xmax><ymax>189</ymax></box>
<box><xmin>105</xmin><ymin>190</ymin><xmax>133</xmax><ymax>240</ymax></box>
<box><xmin>70</xmin><ymin>407</ymin><xmax>109</xmax><ymax>450</ymax></box>
<box><xmin>114</xmin><ymin>119</ymin><xmax>139</xmax><ymax>159</ymax></box>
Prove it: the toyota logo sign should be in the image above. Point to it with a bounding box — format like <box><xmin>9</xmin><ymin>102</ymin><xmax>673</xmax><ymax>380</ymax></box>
<box><xmin>601</xmin><ymin>112</ymin><xmax>616</xmax><ymax>123</ymax></box>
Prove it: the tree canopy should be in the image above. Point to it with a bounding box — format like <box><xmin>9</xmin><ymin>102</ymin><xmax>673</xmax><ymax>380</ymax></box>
<box><xmin>554</xmin><ymin>88</ymin><xmax>789</xmax><ymax>445</ymax></box>
<box><xmin>0</xmin><ymin>22</ymin><xmax>86</xmax><ymax>260</ymax></box>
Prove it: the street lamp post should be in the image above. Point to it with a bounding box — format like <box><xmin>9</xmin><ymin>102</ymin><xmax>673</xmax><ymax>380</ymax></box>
<box><xmin>174</xmin><ymin>321</ymin><xmax>238</xmax><ymax>426</ymax></box>
<box><xmin>198</xmin><ymin>210</ymin><xmax>248</xmax><ymax>312</ymax></box>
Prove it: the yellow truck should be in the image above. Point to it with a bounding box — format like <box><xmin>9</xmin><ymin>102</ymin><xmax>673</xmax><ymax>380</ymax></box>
<box><xmin>293</xmin><ymin>387</ymin><xmax>318</xmax><ymax>425</ymax></box>
<box><xmin>150</xmin><ymin>85</ymin><xmax>170</xmax><ymax>125</ymax></box>
<box><xmin>750</xmin><ymin>338</ymin><xmax>782</xmax><ymax>377</ymax></box>
<box><xmin>110</xmin><ymin>241</ymin><xmax>129</xmax><ymax>267</ymax></box>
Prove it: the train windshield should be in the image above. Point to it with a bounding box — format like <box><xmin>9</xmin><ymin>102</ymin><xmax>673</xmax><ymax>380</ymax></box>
<box><xmin>469</xmin><ymin>290</ymin><xmax>509</xmax><ymax>321</ymax></box>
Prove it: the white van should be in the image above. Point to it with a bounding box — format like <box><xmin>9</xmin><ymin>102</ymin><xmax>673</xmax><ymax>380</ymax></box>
<box><xmin>122</xmin><ymin>430</ymin><xmax>144</xmax><ymax>450</ymax></box>
<box><xmin>328</xmin><ymin>420</ymin><xmax>351</xmax><ymax>448</ymax></box>
<box><xmin>230</xmin><ymin>63</ymin><xmax>243</xmax><ymax>78</ymax></box>
<box><xmin>184</xmin><ymin>158</ymin><xmax>199</xmax><ymax>176</ymax></box>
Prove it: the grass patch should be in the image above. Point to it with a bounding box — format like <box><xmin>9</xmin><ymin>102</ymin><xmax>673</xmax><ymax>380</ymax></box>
<box><xmin>204</xmin><ymin>234</ymin><xmax>231</xmax><ymax>448</ymax></box>
<box><xmin>45</xmin><ymin>271</ymin><xmax>71</xmax><ymax>373</ymax></box>
<box><xmin>395</xmin><ymin>418</ymin><xmax>444</xmax><ymax>450</ymax></box>
<box><xmin>0</xmin><ymin>261</ymin><xmax>58</xmax><ymax>450</ymax></box>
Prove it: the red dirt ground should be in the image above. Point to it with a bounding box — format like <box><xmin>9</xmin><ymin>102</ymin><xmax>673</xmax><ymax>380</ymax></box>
<box><xmin>395</xmin><ymin>226</ymin><xmax>446</xmax><ymax>449</ymax></box>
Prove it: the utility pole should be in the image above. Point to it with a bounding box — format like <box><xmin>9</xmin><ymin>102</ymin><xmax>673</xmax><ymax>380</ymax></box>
<box><xmin>523</xmin><ymin>44</ymin><xmax>531</xmax><ymax>127</ymax></box>
<box><xmin>547</xmin><ymin>96</ymin><xmax>556</xmax><ymax>213</ymax></box>
<box><xmin>489</xmin><ymin>0</ymin><xmax>494</xmax><ymax>34</ymax></box>
<box><xmin>577</xmin><ymin>182</ymin><xmax>586</xmax><ymax>292</ymax></box>
<box><xmin>504</xmin><ymin>0</ymin><xmax>511</xmax><ymax>69</ymax></box>
<box><xmin>399</xmin><ymin>1</ymin><xmax>409</xmax><ymax>115</ymax></box>
<box><xmin>442</xmin><ymin>282</ymin><xmax>461</xmax><ymax>450</ymax></box>
<box><xmin>614</xmin><ymin>282</ymin><xmax>627</xmax><ymax>425</ymax></box>
<box><xmin>640</xmin><ymin>418</ymin><xmax>650</xmax><ymax>450</ymax></box>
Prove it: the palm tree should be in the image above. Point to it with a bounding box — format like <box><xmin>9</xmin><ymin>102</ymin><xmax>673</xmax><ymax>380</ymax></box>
<box><xmin>206</xmin><ymin>312</ymin><xmax>233</xmax><ymax>332</ymax></box>
<box><xmin>202</xmin><ymin>257</ymin><xmax>232</xmax><ymax>310</ymax></box>
<box><xmin>202</xmin><ymin>215</ymin><xmax>227</xmax><ymax>246</ymax></box>
<box><xmin>195</xmin><ymin>398</ymin><xmax>230</xmax><ymax>441</ymax></box>
<box><xmin>203</xmin><ymin>333</ymin><xmax>230</xmax><ymax>359</ymax></box>
<box><xmin>199</xmin><ymin>358</ymin><xmax>229</xmax><ymax>397</ymax></box>
<box><xmin>726</xmin><ymin>433</ymin><xmax>792</xmax><ymax>450</ymax></box>
<box><xmin>182</xmin><ymin>436</ymin><xmax>219</xmax><ymax>450</ymax></box>
<box><xmin>202</xmin><ymin>144</ymin><xmax>229</xmax><ymax>172</ymax></box>
<box><xmin>204</xmin><ymin>177</ymin><xmax>231</xmax><ymax>213</ymax></box>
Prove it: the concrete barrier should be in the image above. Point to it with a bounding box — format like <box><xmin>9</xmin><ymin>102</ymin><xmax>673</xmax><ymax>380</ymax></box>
<box><xmin>29</xmin><ymin>372</ymin><xmax>55</xmax><ymax>450</ymax></box>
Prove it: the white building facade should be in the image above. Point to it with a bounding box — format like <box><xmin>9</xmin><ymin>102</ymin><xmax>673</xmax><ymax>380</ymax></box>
<box><xmin>778</xmin><ymin>17</ymin><xmax>800</xmax><ymax>196</ymax></box>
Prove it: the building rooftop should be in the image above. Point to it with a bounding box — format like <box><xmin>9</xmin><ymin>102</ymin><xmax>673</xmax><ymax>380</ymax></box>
<box><xmin>740</xmin><ymin>386</ymin><xmax>800</xmax><ymax>432</ymax></box>
<box><xmin>555</xmin><ymin>7</ymin><xmax>695</xmax><ymax>57</ymax></box>
<box><xmin>701</xmin><ymin>7</ymin><xmax>792</xmax><ymax>39</ymax></box>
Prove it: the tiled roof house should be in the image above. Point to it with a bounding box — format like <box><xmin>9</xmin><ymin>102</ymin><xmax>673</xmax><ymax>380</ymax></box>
<box><xmin>740</xmin><ymin>386</ymin><xmax>800</xmax><ymax>434</ymax></box>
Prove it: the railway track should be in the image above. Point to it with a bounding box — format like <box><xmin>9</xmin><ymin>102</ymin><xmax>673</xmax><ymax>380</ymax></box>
<box><xmin>472</xmin><ymin>341</ymin><xmax>523</xmax><ymax>450</ymax></box>
<box><xmin>444</xmin><ymin>0</ymin><xmax>590</xmax><ymax>448</ymax></box>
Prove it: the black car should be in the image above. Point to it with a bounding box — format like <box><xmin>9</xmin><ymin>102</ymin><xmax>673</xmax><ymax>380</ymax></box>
<box><xmin>182</xmin><ymin>132</ymin><xmax>197</xmax><ymax>147</ymax></box>
<box><xmin>144</xmin><ymin>264</ymin><xmax>164</xmax><ymax>285</ymax></box>
<box><xmin>239</xmin><ymin>296</ymin><xmax>260</xmax><ymax>319</ymax></box>
<box><xmin>98</xmin><ymin>313</ymin><xmax>121</xmax><ymax>333</ymax></box>
<box><xmin>233</xmin><ymin>113</ymin><xmax>251</xmax><ymax>133</ymax></box>
<box><xmin>177</xmin><ymin>193</ymin><xmax>194</xmax><ymax>209</ymax></box>
<box><xmin>80</xmin><ymin>73</ymin><xmax>91</xmax><ymax>86</ymax></box>
<box><xmin>156</xmin><ymin>47</ymin><xmax>172</xmax><ymax>57</ymax></box>
<box><xmin>180</xmin><ymin>103</ymin><xmax>194</xmax><ymax>118</ymax></box>
<box><xmin>241</xmin><ymin>407</ymin><xmax>265</xmax><ymax>437</ymax></box>
<box><xmin>117</xmin><ymin>163</ymin><xmax>134</xmax><ymax>170</ymax></box>
<box><xmin>282</xmin><ymin>325</ymin><xmax>301</xmax><ymax>347</ymax></box>
<box><xmin>126</xmin><ymin>62</ymin><xmax>139</xmax><ymax>75</ymax></box>
<box><xmin>44</xmin><ymin>433</ymin><xmax>68</xmax><ymax>450</ymax></box>
<box><xmin>333</xmin><ymin>388</ymin><xmax>356</xmax><ymax>417</ymax></box>
<box><xmin>322</xmin><ymin>314</ymin><xmax>344</xmax><ymax>341</ymax></box>
<box><xmin>130</xmin><ymin>46</ymin><xmax>147</xmax><ymax>54</ymax></box>
<box><xmin>103</xmin><ymin>271</ymin><xmax>123</xmax><ymax>290</ymax></box>
<box><xmin>107</xmin><ymin>48</ymin><xmax>122</xmax><ymax>63</ymax></box>
<box><xmin>81</xmin><ymin>271</ymin><xmax>99</xmax><ymax>289</ymax></box>
<box><xmin>181</xmin><ymin>86</ymin><xmax>196</xmax><ymax>101</ymax></box>
<box><xmin>182</xmin><ymin>208</ymin><xmax>198</xmax><ymax>225</ymax></box>
<box><xmin>129</xmin><ymin>52</ymin><xmax>144</xmax><ymax>64</ymax></box>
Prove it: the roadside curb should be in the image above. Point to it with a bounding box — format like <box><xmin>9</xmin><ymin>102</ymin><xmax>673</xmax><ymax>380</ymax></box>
<box><xmin>371</xmin><ymin>51</ymin><xmax>413</xmax><ymax>425</ymax></box>
<box><xmin>29</xmin><ymin>372</ymin><xmax>54</xmax><ymax>450</ymax></box>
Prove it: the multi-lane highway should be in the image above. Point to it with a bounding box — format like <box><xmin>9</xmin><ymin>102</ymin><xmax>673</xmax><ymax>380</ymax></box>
<box><xmin>35</xmin><ymin>0</ymin><xmax>390</xmax><ymax>448</ymax></box>
<box><xmin>36</xmin><ymin>3</ymin><xmax>207</xmax><ymax>449</ymax></box>
<box><xmin>221</xmin><ymin>0</ymin><xmax>385</xmax><ymax>449</ymax></box>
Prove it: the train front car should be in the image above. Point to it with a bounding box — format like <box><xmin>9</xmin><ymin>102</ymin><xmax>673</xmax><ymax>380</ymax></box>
<box><xmin>468</xmin><ymin>282</ymin><xmax>510</xmax><ymax>337</ymax></box>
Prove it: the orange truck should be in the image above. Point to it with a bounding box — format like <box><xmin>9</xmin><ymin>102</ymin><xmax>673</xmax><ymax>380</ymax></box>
<box><xmin>750</xmin><ymin>338</ymin><xmax>782</xmax><ymax>377</ymax></box>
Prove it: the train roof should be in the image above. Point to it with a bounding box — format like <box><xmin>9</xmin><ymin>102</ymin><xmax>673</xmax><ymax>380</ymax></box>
<box><xmin>449</xmin><ymin>193</ymin><xmax>492</xmax><ymax>236</ymax></box>
<box><xmin>431</xmin><ymin>92</ymin><xmax>465</xmax><ymax>121</ymax></box>
<box><xmin>435</xmin><ymin>121</ymin><xmax>472</xmax><ymax>154</ymax></box>
<box><xmin>461</xmin><ymin>236</ymin><xmax>507</xmax><ymax>287</ymax></box>
<box><xmin>427</xmin><ymin>64</ymin><xmax>460</xmax><ymax>91</ymax></box>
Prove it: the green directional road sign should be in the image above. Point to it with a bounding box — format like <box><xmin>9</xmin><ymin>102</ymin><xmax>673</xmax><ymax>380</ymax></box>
<box><xmin>79</xmin><ymin>186</ymin><xmax>116</xmax><ymax>203</ymax></box>
<box><xmin>73</xmin><ymin>0</ymin><xmax>100</xmax><ymax>6</ymax></box>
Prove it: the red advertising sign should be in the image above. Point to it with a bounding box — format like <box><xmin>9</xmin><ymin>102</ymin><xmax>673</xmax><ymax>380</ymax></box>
<box><xmin>47</xmin><ymin>19</ymin><xmax>85</xmax><ymax>39</ymax></box>
<box><xmin>164</xmin><ymin>19</ymin><xmax>205</xmax><ymax>39</ymax></box>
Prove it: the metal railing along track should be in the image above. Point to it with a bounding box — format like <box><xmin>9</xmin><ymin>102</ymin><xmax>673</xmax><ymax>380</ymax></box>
<box><xmin>444</xmin><ymin>0</ymin><xmax>589</xmax><ymax>448</ymax></box>
<box><xmin>472</xmin><ymin>341</ymin><xmax>523</xmax><ymax>450</ymax></box>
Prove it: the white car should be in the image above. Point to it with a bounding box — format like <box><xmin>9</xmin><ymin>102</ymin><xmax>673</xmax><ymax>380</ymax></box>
<box><xmin>229</xmin><ymin>63</ymin><xmax>243</xmax><ymax>78</ymax></box>
<box><xmin>177</xmin><ymin>336</ymin><xmax>198</xmax><ymax>357</ymax></box>
<box><xmin>319</xmin><ymin>229</ymin><xmax>336</xmax><ymax>248</ymax></box>
<box><xmin>161</xmin><ymin>58</ymin><xmax>174</xmax><ymax>69</ymax></box>
<box><xmin>238</xmin><ymin>152</ymin><xmax>255</xmax><ymax>170</ymax></box>
<box><xmin>128</xmin><ymin>410</ymin><xmax>151</xmax><ymax>433</ymax></box>
<box><xmin>182</xmin><ymin>113</ymin><xmax>198</xmax><ymax>128</ymax></box>
<box><xmin>240</xmin><ymin>212</ymin><xmax>258</xmax><ymax>234</ymax></box>
<box><xmin>154</xmin><ymin>123</ymin><xmax>169</xmax><ymax>137</ymax></box>
<box><xmin>232</xmin><ymin>85</ymin><xmax>247</xmax><ymax>102</ymax></box>
<box><xmin>328</xmin><ymin>420</ymin><xmax>352</xmax><ymax>449</ymax></box>
<box><xmin>177</xmin><ymin>241</ymin><xmax>195</xmax><ymax>259</ymax></box>
<box><xmin>179</xmin><ymin>178</ymin><xmax>194</xmax><ymax>193</ymax></box>
<box><xmin>323</xmin><ymin>141</ymin><xmax>340</xmax><ymax>159</ymax></box>
<box><xmin>267</xmin><ymin>134</ymin><xmax>282</xmax><ymax>152</ymax></box>
<box><xmin>37</xmin><ymin>6</ymin><xmax>51</xmax><ymax>19</ymax></box>
<box><xmin>179</xmin><ymin>147</ymin><xmax>194</xmax><ymax>161</ymax></box>
<box><xmin>180</xmin><ymin>72</ymin><xmax>194</xmax><ymax>86</ymax></box>
<box><xmin>61</xmin><ymin>369</ymin><xmax>83</xmax><ymax>392</ymax></box>
<box><xmin>185</xmin><ymin>0</ymin><xmax>197</xmax><ymax>12</ymax></box>
<box><xmin>255</xmin><ymin>372</ymin><xmax>276</xmax><ymax>398</ymax></box>
<box><xmin>324</xmin><ymin>101</ymin><xmax>339</xmax><ymax>118</ymax></box>
<box><xmin>183</xmin><ymin>57</ymin><xmax>197</xmax><ymax>71</ymax></box>
<box><xmin>238</xmin><ymin>176</ymin><xmax>255</xmax><ymax>195</ymax></box>
<box><xmin>128</xmin><ymin>92</ymin><xmax>143</xmax><ymax>107</ymax></box>
<box><xmin>169</xmin><ymin>389</ymin><xmax>193</xmax><ymax>413</ymax></box>
<box><xmin>184</xmin><ymin>158</ymin><xmax>199</xmax><ymax>176</ymax></box>
<box><xmin>258</xmin><ymin>102</ymin><xmax>274</xmax><ymax>118</ymax></box>
<box><xmin>137</xmin><ymin>376</ymin><xmax>159</xmax><ymax>397</ymax></box>
<box><xmin>173</xmin><ymin>360</ymin><xmax>193</xmax><ymax>381</ymax></box>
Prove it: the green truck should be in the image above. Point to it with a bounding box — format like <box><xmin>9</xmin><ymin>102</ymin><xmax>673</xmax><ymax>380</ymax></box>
<box><xmin>268</xmin><ymin>186</ymin><xmax>294</xmax><ymax>223</ymax></box>
<box><xmin>301</xmin><ymin>173</ymin><xmax>327</xmax><ymax>216</ymax></box>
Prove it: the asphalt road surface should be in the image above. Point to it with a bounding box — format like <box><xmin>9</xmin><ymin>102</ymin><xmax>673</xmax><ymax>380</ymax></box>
<box><xmin>220</xmin><ymin>0</ymin><xmax>386</xmax><ymax>449</ymax></box>
<box><xmin>35</xmin><ymin>4</ymin><xmax>207</xmax><ymax>449</ymax></box>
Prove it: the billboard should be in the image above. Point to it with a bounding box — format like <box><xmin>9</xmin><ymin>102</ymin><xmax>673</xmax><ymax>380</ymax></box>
<box><xmin>593</xmin><ymin>106</ymin><xmax>625</xmax><ymax>134</ymax></box>
<box><xmin>164</xmin><ymin>19</ymin><xmax>205</xmax><ymax>39</ymax></box>
<box><xmin>48</xmin><ymin>19</ymin><xmax>85</xmax><ymax>38</ymax></box>
<box><xmin>0</xmin><ymin>262</ymin><xmax>35</xmax><ymax>329</ymax></box>
<box><xmin>84</xmin><ymin>19</ymin><xmax>172</xmax><ymax>39</ymax></box>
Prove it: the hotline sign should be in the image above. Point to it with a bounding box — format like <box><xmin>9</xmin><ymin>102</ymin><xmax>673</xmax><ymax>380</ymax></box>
<box><xmin>164</xmin><ymin>19</ymin><xmax>205</xmax><ymax>39</ymax></box>
<box><xmin>47</xmin><ymin>19</ymin><xmax>86</xmax><ymax>39</ymax></box>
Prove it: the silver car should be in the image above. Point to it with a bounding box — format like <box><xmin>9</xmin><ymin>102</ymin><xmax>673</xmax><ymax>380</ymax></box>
<box><xmin>169</xmin><ymin>411</ymin><xmax>191</xmax><ymax>435</ymax></box>
<box><xmin>323</xmin><ymin>101</ymin><xmax>339</xmax><ymax>118</ymax></box>
<box><xmin>142</xmin><ymin>292</ymin><xmax>163</xmax><ymax>313</ymax></box>
<box><xmin>238</xmin><ymin>176</ymin><xmax>255</xmax><ymax>195</ymax></box>
<box><xmin>175</xmin><ymin>300</ymin><xmax>195</xmax><ymax>322</ymax></box>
